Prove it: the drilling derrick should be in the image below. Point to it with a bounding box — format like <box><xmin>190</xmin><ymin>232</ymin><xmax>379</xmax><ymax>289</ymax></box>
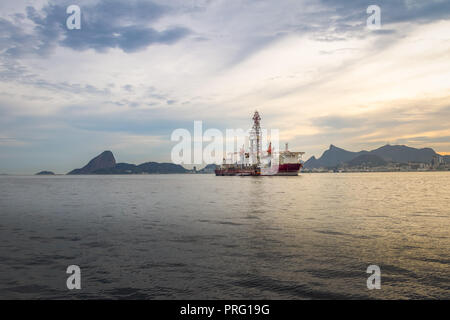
<box><xmin>250</xmin><ymin>110</ymin><xmax>262</xmax><ymax>165</ymax></box>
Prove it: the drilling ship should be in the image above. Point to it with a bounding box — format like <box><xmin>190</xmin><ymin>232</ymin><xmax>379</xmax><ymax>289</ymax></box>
<box><xmin>215</xmin><ymin>111</ymin><xmax>304</xmax><ymax>176</ymax></box>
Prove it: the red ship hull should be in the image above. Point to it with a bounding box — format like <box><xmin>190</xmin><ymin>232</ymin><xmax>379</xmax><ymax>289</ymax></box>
<box><xmin>272</xmin><ymin>163</ymin><xmax>303</xmax><ymax>176</ymax></box>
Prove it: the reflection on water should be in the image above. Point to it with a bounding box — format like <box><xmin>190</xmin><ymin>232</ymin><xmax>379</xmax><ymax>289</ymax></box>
<box><xmin>0</xmin><ymin>173</ymin><xmax>449</xmax><ymax>299</ymax></box>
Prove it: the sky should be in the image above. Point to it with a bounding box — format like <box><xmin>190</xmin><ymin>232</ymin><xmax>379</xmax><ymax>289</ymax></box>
<box><xmin>1</xmin><ymin>0</ymin><xmax>450</xmax><ymax>173</ymax></box>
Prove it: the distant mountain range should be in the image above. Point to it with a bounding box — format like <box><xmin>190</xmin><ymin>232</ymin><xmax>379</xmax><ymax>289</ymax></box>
<box><xmin>67</xmin><ymin>151</ymin><xmax>188</xmax><ymax>174</ymax></box>
<box><xmin>38</xmin><ymin>144</ymin><xmax>449</xmax><ymax>174</ymax></box>
<box><xmin>304</xmin><ymin>144</ymin><xmax>449</xmax><ymax>169</ymax></box>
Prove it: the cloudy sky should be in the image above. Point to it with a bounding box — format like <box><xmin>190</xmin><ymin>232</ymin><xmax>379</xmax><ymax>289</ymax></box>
<box><xmin>1</xmin><ymin>0</ymin><xmax>450</xmax><ymax>173</ymax></box>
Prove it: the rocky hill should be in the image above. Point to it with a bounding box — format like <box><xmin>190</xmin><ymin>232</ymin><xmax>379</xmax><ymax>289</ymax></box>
<box><xmin>67</xmin><ymin>151</ymin><xmax>188</xmax><ymax>174</ymax></box>
<box><xmin>346</xmin><ymin>154</ymin><xmax>387</xmax><ymax>168</ymax></box>
<box><xmin>68</xmin><ymin>151</ymin><xmax>116</xmax><ymax>174</ymax></box>
<box><xmin>304</xmin><ymin>145</ymin><xmax>368</xmax><ymax>168</ymax></box>
<box><xmin>370</xmin><ymin>145</ymin><xmax>436</xmax><ymax>163</ymax></box>
<box><xmin>198</xmin><ymin>164</ymin><xmax>217</xmax><ymax>174</ymax></box>
<box><xmin>35</xmin><ymin>171</ymin><xmax>55</xmax><ymax>175</ymax></box>
<box><xmin>304</xmin><ymin>144</ymin><xmax>441</xmax><ymax>169</ymax></box>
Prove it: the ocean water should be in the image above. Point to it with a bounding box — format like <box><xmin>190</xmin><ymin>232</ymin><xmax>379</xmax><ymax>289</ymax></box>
<box><xmin>0</xmin><ymin>172</ymin><xmax>449</xmax><ymax>299</ymax></box>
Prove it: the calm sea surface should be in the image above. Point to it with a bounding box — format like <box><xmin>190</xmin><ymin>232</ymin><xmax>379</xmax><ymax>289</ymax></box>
<box><xmin>0</xmin><ymin>173</ymin><xmax>449</xmax><ymax>299</ymax></box>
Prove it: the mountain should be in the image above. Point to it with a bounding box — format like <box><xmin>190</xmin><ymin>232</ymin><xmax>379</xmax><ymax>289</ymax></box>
<box><xmin>35</xmin><ymin>171</ymin><xmax>55</xmax><ymax>175</ymax></box>
<box><xmin>68</xmin><ymin>151</ymin><xmax>116</xmax><ymax>174</ymax></box>
<box><xmin>346</xmin><ymin>154</ymin><xmax>387</xmax><ymax>167</ymax></box>
<box><xmin>92</xmin><ymin>163</ymin><xmax>140</xmax><ymax>174</ymax></box>
<box><xmin>305</xmin><ymin>144</ymin><xmax>440</xmax><ymax>169</ymax></box>
<box><xmin>68</xmin><ymin>151</ymin><xmax>188</xmax><ymax>174</ymax></box>
<box><xmin>371</xmin><ymin>145</ymin><xmax>436</xmax><ymax>163</ymax></box>
<box><xmin>93</xmin><ymin>162</ymin><xmax>188</xmax><ymax>174</ymax></box>
<box><xmin>137</xmin><ymin>162</ymin><xmax>188</xmax><ymax>174</ymax></box>
<box><xmin>198</xmin><ymin>164</ymin><xmax>217</xmax><ymax>173</ymax></box>
<box><xmin>303</xmin><ymin>156</ymin><xmax>320</xmax><ymax>169</ymax></box>
<box><xmin>304</xmin><ymin>145</ymin><xmax>368</xmax><ymax>169</ymax></box>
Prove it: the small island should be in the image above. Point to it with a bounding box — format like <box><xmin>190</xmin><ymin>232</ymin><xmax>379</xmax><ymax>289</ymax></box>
<box><xmin>35</xmin><ymin>171</ymin><xmax>55</xmax><ymax>175</ymax></box>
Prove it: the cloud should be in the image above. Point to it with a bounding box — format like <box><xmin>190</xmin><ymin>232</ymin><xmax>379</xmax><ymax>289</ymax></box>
<box><xmin>1</xmin><ymin>0</ymin><xmax>190</xmax><ymax>58</ymax></box>
<box><xmin>0</xmin><ymin>58</ymin><xmax>112</xmax><ymax>96</ymax></box>
<box><xmin>122</xmin><ymin>84</ymin><xmax>133</xmax><ymax>92</ymax></box>
<box><xmin>320</xmin><ymin>0</ymin><xmax>450</xmax><ymax>25</ymax></box>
